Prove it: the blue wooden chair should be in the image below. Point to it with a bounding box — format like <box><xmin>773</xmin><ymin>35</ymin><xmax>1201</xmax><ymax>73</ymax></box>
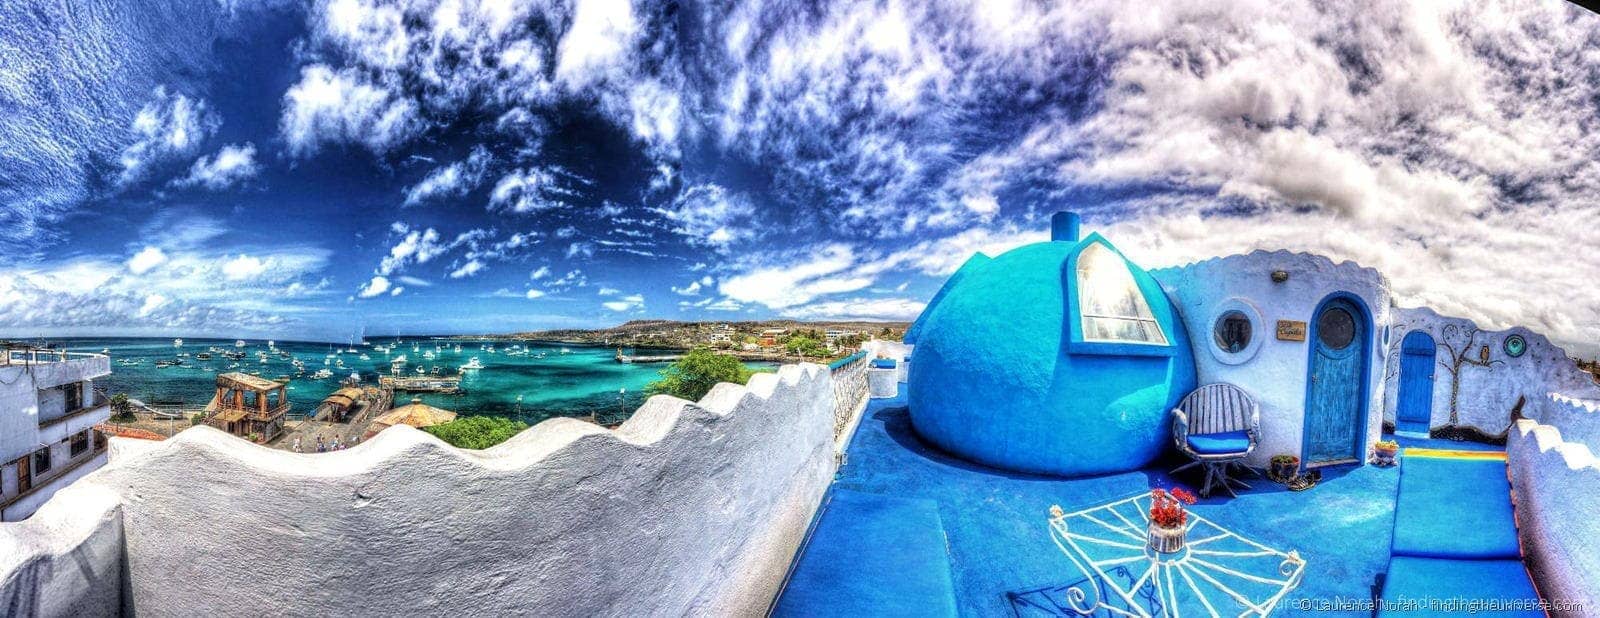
<box><xmin>1172</xmin><ymin>383</ymin><xmax>1260</xmax><ymax>498</ymax></box>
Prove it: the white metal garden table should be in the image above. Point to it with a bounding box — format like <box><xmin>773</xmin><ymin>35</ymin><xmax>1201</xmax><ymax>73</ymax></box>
<box><xmin>1043</xmin><ymin>493</ymin><xmax>1307</xmax><ymax>617</ymax></box>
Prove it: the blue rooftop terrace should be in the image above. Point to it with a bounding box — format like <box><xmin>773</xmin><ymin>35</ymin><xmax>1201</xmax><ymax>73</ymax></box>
<box><xmin>773</xmin><ymin>381</ymin><xmax>1538</xmax><ymax>616</ymax></box>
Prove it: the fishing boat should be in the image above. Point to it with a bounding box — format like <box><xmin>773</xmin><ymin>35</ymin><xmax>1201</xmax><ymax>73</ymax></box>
<box><xmin>311</xmin><ymin>368</ymin><xmax>334</xmax><ymax>380</ymax></box>
<box><xmin>459</xmin><ymin>357</ymin><xmax>485</xmax><ymax>371</ymax></box>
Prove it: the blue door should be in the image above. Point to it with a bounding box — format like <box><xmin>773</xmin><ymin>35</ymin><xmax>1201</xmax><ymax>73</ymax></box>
<box><xmin>1304</xmin><ymin>298</ymin><xmax>1368</xmax><ymax>465</ymax></box>
<box><xmin>1396</xmin><ymin>331</ymin><xmax>1436</xmax><ymax>433</ymax></box>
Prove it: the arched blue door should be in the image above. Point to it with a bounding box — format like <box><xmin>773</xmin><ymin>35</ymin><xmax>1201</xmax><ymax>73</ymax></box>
<box><xmin>1396</xmin><ymin>331</ymin><xmax>1436</xmax><ymax>433</ymax></box>
<box><xmin>1304</xmin><ymin>297</ymin><xmax>1369</xmax><ymax>465</ymax></box>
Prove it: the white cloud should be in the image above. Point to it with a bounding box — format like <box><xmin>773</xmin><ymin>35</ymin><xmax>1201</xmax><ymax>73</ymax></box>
<box><xmin>449</xmin><ymin>259</ymin><xmax>486</xmax><ymax>278</ymax></box>
<box><xmin>357</xmin><ymin>275</ymin><xmax>392</xmax><ymax>298</ymax></box>
<box><xmin>174</xmin><ymin>143</ymin><xmax>259</xmax><ymax>190</ymax></box>
<box><xmin>280</xmin><ymin>64</ymin><xmax>422</xmax><ymax>156</ymax></box>
<box><xmin>489</xmin><ymin>166</ymin><xmax>574</xmax><ymax>212</ymax></box>
<box><xmin>525</xmin><ymin>289</ymin><xmax>546</xmax><ymax>299</ymax></box>
<box><xmin>602</xmin><ymin>293</ymin><xmax>644</xmax><ymax>312</ymax></box>
<box><xmin>658</xmin><ymin>183</ymin><xmax>755</xmax><ymax>249</ymax></box>
<box><xmin>597</xmin><ymin>287</ymin><xmax>620</xmax><ymax>296</ymax></box>
<box><xmin>720</xmin><ymin>244</ymin><xmax>876</xmax><ymax>309</ymax></box>
<box><xmin>221</xmin><ymin>255</ymin><xmax>268</xmax><ymax>281</ymax></box>
<box><xmin>672</xmin><ymin>280</ymin><xmax>702</xmax><ymax>296</ymax></box>
<box><xmin>555</xmin><ymin>0</ymin><xmax>640</xmax><ymax>88</ymax></box>
<box><xmin>126</xmin><ymin>246</ymin><xmax>168</xmax><ymax>275</ymax></box>
<box><xmin>118</xmin><ymin>87</ymin><xmax>216</xmax><ymax>184</ymax></box>
<box><xmin>404</xmin><ymin>146</ymin><xmax>491</xmax><ymax>206</ymax></box>
<box><xmin>782</xmin><ymin>297</ymin><xmax>926</xmax><ymax>321</ymax></box>
<box><xmin>378</xmin><ymin>227</ymin><xmax>446</xmax><ymax>275</ymax></box>
<box><xmin>530</xmin><ymin>265</ymin><xmax>551</xmax><ymax>279</ymax></box>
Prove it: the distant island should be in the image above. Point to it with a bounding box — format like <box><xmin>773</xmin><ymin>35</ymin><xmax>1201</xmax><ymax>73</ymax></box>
<box><xmin>477</xmin><ymin>319</ymin><xmax>910</xmax><ymax>360</ymax></box>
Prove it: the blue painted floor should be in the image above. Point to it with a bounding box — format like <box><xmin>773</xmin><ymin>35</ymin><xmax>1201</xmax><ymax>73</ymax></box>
<box><xmin>776</xmin><ymin>386</ymin><xmax>1517</xmax><ymax>616</ymax></box>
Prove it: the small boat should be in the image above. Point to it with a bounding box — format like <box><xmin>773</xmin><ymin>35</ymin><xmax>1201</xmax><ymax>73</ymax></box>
<box><xmin>235</xmin><ymin>340</ymin><xmax>246</xmax><ymax>347</ymax></box>
<box><xmin>459</xmin><ymin>357</ymin><xmax>485</xmax><ymax>371</ymax></box>
<box><xmin>196</xmin><ymin>353</ymin><xmax>212</xmax><ymax>360</ymax></box>
<box><xmin>155</xmin><ymin>359</ymin><xmax>183</xmax><ymax>368</ymax></box>
<box><xmin>560</xmin><ymin>348</ymin><xmax>571</xmax><ymax>355</ymax></box>
<box><xmin>311</xmin><ymin>368</ymin><xmax>334</xmax><ymax>379</ymax></box>
<box><xmin>359</xmin><ymin>354</ymin><xmax>370</xmax><ymax>361</ymax></box>
<box><xmin>173</xmin><ymin>338</ymin><xmax>183</xmax><ymax>347</ymax></box>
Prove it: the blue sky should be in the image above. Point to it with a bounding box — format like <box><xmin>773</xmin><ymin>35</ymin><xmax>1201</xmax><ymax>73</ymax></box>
<box><xmin>3</xmin><ymin>1</ymin><xmax>1600</xmax><ymax>350</ymax></box>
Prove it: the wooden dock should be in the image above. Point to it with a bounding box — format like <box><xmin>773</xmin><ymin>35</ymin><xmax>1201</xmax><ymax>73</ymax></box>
<box><xmin>379</xmin><ymin>375</ymin><xmax>463</xmax><ymax>393</ymax></box>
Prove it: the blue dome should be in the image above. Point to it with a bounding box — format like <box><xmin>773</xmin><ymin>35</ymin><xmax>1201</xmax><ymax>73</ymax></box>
<box><xmin>907</xmin><ymin>231</ymin><xmax>1197</xmax><ymax>477</ymax></box>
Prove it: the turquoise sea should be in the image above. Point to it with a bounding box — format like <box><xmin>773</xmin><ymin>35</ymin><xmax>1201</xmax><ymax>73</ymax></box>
<box><xmin>48</xmin><ymin>337</ymin><xmax>774</xmax><ymax>425</ymax></box>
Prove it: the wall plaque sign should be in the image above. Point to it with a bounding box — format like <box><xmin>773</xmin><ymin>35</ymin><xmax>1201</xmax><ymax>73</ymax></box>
<box><xmin>1275</xmin><ymin>320</ymin><xmax>1307</xmax><ymax>342</ymax></box>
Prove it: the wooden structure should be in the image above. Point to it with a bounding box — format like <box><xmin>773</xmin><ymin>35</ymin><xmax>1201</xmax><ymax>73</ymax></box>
<box><xmin>364</xmin><ymin>398</ymin><xmax>456</xmax><ymax>439</ymax></box>
<box><xmin>318</xmin><ymin>387</ymin><xmax>367</xmax><ymax>422</ymax></box>
<box><xmin>204</xmin><ymin>373</ymin><xmax>290</xmax><ymax>443</ymax></box>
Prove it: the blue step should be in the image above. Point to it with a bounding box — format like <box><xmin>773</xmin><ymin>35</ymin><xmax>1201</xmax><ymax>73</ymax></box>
<box><xmin>1391</xmin><ymin>455</ymin><xmax>1520</xmax><ymax>559</ymax></box>
<box><xmin>773</xmin><ymin>490</ymin><xmax>957</xmax><ymax>617</ymax></box>
<box><xmin>1379</xmin><ymin>557</ymin><xmax>1542</xmax><ymax>617</ymax></box>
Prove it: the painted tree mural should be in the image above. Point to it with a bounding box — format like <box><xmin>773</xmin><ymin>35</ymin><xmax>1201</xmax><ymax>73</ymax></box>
<box><xmin>1436</xmin><ymin>323</ymin><xmax>1503</xmax><ymax>425</ymax></box>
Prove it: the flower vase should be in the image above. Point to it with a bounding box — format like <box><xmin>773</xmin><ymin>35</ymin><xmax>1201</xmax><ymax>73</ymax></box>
<box><xmin>1372</xmin><ymin>446</ymin><xmax>1398</xmax><ymax>467</ymax></box>
<box><xmin>1148</xmin><ymin>523</ymin><xmax>1186</xmax><ymax>553</ymax></box>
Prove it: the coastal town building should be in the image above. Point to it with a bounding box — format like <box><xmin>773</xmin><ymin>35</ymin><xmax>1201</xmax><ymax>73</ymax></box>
<box><xmin>759</xmin><ymin>328</ymin><xmax>787</xmax><ymax>347</ymax></box>
<box><xmin>0</xmin><ymin>348</ymin><xmax>110</xmax><ymax>522</ymax></box>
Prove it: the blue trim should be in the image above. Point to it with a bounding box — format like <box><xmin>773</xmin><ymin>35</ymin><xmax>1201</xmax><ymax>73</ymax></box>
<box><xmin>1299</xmin><ymin>291</ymin><xmax>1375</xmax><ymax>467</ymax></box>
<box><xmin>1062</xmin><ymin>233</ymin><xmax>1178</xmax><ymax>358</ymax></box>
<box><xmin>829</xmin><ymin>351</ymin><xmax>868</xmax><ymax>370</ymax></box>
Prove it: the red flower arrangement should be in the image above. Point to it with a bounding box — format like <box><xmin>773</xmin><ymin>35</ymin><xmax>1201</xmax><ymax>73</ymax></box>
<box><xmin>1150</xmin><ymin>487</ymin><xmax>1197</xmax><ymax>529</ymax></box>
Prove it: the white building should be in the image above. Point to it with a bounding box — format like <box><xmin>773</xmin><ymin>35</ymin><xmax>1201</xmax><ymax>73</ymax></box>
<box><xmin>0</xmin><ymin>348</ymin><xmax>111</xmax><ymax>521</ymax></box>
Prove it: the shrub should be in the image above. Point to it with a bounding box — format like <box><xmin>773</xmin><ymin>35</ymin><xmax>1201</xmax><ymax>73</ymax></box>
<box><xmin>109</xmin><ymin>393</ymin><xmax>135</xmax><ymax>422</ymax></box>
<box><xmin>190</xmin><ymin>413</ymin><xmax>205</xmax><ymax>426</ymax></box>
<box><xmin>647</xmin><ymin>348</ymin><xmax>757</xmax><ymax>401</ymax></box>
<box><xmin>422</xmin><ymin>416</ymin><xmax>530</xmax><ymax>449</ymax></box>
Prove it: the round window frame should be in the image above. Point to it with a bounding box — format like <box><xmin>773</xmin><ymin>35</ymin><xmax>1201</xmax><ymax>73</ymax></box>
<box><xmin>1207</xmin><ymin>298</ymin><xmax>1265</xmax><ymax>365</ymax></box>
<box><xmin>1503</xmin><ymin>334</ymin><xmax>1527</xmax><ymax>358</ymax></box>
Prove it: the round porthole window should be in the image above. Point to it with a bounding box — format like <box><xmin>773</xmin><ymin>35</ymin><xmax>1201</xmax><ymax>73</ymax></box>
<box><xmin>1504</xmin><ymin>334</ymin><xmax>1527</xmax><ymax>358</ymax></box>
<box><xmin>1317</xmin><ymin>307</ymin><xmax>1356</xmax><ymax>350</ymax></box>
<box><xmin>1207</xmin><ymin>299</ymin><xmax>1264</xmax><ymax>365</ymax></box>
<box><xmin>1213</xmin><ymin>310</ymin><xmax>1252</xmax><ymax>353</ymax></box>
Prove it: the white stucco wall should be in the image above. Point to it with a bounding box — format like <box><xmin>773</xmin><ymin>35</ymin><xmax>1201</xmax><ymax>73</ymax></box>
<box><xmin>0</xmin><ymin>362</ymin><xmax>842</xmax><ymax>616</ymax></box>
<box><xmin>1381</xmin><ymin>307</ymin><xmax>1600</xmax><ymax>438</ymax></box>
<box><xmin>1508</xmin><ymin>418</ymin><xmax>1600</xmax><ymax>612</ymax></box>
<box><xmin>1152</xmin><ymin>251</ymin><xmax>1391</xmax><ymax>467</ymax></box>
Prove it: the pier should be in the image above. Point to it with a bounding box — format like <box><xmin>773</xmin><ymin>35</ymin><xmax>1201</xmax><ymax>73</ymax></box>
<box><xmin>614</xmin><ymin>349</ymin><xmax>684</xmax><ymax>364</ymax></box>
<box><xmin>379</xmin><ymin>374</ymin><xmax>463</xmax><ymax>394</ymax></box>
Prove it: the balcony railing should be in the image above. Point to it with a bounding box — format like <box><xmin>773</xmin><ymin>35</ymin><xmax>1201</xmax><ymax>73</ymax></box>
<box><xmin>2</xmin><ymin>349</ymin><xmax>108</xmax><ymax>366</ymax></box>
<box><xmin>828</xmin><ymin>351</ymin><xmax>871</xmax><ymax>444</ymax></box>
<box><xmin>212</xmin><ymin>403</ymin><xmax>292</xmax><ymax>422</ymax></box>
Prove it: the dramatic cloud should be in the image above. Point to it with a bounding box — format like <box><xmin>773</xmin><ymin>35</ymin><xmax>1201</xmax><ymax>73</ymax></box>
<box><xmin>126</xmin><ymin>247</ymin><xmax>169</xmax><ymax>275</ymax></box>
<box><xmin>658</xmin><ymin>184</ymin><xmax>755</xmax><ymax>248</ymax></box>
<box><xmin>602</xmin><ymin>293</ymin><xmax>645</xmax><ymax>312</ymax></box>
<box><xmin>174</xmin><ymin>143</ymin><xmax>260</xmax><ymax>190</ymax></box>
<box><xmin>281</xmin><ymin>64</ymin><xmax>422</xmax><ymax>156</ymax></box>
<box><xmin>118</xmin><ymin>87</ymin><xmax>217</xmax><ymax>184</ymax></box>
<box><xmin>405</xmin><ymin>146</ymin><xmax>491</xmax><ymax>206</ymax></box>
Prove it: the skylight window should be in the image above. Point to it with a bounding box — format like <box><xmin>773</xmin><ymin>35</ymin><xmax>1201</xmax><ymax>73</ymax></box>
<box><xmin>1075</xmin><ymin>243</ymin><xmax>1169</xmax><ymax>345</ymax></box>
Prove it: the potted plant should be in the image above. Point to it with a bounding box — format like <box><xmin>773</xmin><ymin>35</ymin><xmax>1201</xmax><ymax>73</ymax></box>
<box><xmin>1269</xmin><ymin>454</ymin><xmax>1300</xmax><ymax>481</ymax></box>
<box><xmin>1147</xmin><ymin>487</ymin><xmax>1197</xmax><ymax>553</ymax></box>
<box><xmin>1372</xmin><ymin>440</ymin><xmax>1400</xmax><ymax>466</ymax></box>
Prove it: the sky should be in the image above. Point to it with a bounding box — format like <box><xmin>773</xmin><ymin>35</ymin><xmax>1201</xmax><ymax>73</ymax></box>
<box><xmin>2</xmin><ymin>0</ymin><xmax>1600</xmax><ymax>351</ymax></box>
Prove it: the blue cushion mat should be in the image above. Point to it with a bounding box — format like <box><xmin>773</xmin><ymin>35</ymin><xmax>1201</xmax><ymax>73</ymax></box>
<box><xmin>1379</xmin><ymin>556</ymin><xmax>1542</xmax><ymax>617</ymax></box>
<box><xmin>773</xmin><ymin>489</ymin><xmax>957</xmax><ymax>617</ymax></box>
<box><xmin>1185</xmin><ymin>430</ymin><xmax>1251</xmax><ymax>455</ymax></box>
<box><xmin>1390</xmin><ymin>455</ymin><xmax>1521</xmax><ymax>560</ymax></box>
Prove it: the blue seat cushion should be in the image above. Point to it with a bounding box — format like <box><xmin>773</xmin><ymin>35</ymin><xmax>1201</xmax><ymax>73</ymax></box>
<box><xmin>1378</xmin><ymin>557</ymin><xmax>1541</xmax><ymax>617</ymax></box>
<box><xmin>1186</xmin><ymin>430</ymin><xmax>1251</xmax><ymax>455</ymax></box>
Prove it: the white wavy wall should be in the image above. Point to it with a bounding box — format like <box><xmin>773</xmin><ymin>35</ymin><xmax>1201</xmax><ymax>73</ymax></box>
<box><xmin>1509</xmin><ymin>417</ymin><xmax>1600</xmax><ymax>613</ymax></box>
<box><xmin>0</xmin><ymin>362</ymin><xmax>840</xmax><ymax>617</ymax></box>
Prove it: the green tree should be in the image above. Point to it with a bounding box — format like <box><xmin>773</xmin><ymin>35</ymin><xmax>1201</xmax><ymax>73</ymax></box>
<box><xmin>647</xmin><ymin>348</ymin><xmax>757</xmax><ymax>401</ymax></box>
<box><xmin>422</xmin><ymin>416</ymin><xmax>531</xmax><ymax>449</ymax></box>
<box><xmin>110</xmin><ymin>393</ymin><xmax>134</xmax><ymax>422</ymax></box>
<box><xmin>785</xmin><ymin>335</ymin><xmax>827</xmax><ymax>358</ymax></box>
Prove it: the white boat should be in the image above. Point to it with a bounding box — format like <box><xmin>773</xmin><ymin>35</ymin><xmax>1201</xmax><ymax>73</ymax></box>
<box><xmin>173</xmin><ymin>338</ymin><xmax>183</xmax><ymax>347</ymax></box>
<box><xmin>459</xmin><ymin>357</ymin><xmax>485</xmax><ymax>371</ymax></box>
<box><xmin>359</xmin><ymin>354</ymin><xmax>371</xmax><ymax>361</ymax></box>
<box><xmin>311</xmin><ymin>368</ymin><xmax>334</xmax><ymax>379</ymax></box>
<box><xmin>235</xmin><ymin>340</ymin><xmax>246</xmax><ymax>347</ymax></box>
<box><xmin>560</xmin><ymin>348</ymin><xmax>571</xmax><ymax>355</ymax></box>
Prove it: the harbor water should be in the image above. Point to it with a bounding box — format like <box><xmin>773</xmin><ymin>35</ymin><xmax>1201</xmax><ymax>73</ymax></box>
<box><xmin>47</xmin><ymin>337</ymin><xmax>775</xmax><ymax>425</ymax></box>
